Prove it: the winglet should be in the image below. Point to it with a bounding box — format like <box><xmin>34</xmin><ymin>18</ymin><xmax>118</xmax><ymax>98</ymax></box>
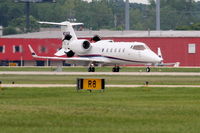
<box><xmin>157</xmin><ymin>47</ymin><xmax>163</xmax><ymax>61</ymax></box>
<box><xmin>28</xmin><ymin>45</ymin><xmax>37</xmax><ymax>57</ymax></box>
<box><xmin>157</xmin><ymin>47</ymin><xmax>162</xmax><ymax>58</ymax></box>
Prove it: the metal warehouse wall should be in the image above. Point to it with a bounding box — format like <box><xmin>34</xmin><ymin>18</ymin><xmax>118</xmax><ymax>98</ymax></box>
<box><xmin>0</xmin><ymin>37</ymin><xmax>199</xmax><ymax>66</ymax></box>
<box><xmin>0</xmin><ymin>38</ymin><xmax>61</xmax><ymax>61</ymax></box>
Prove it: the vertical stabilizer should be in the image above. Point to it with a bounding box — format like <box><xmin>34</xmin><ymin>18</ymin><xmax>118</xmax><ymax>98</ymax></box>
<box><xmin>38</xmin><ymin>21</ymin><xmax>83</xmax><ymax>41</ymax></box>
<box><xmin>38</xmin><ymin>21</ymin><xmax>83</xmax><ymax>56</ymax></box>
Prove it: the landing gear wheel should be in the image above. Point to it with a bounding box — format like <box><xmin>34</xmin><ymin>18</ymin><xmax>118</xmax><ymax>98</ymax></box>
<box><xmin>112</xmin><ymin>66</ymin><xmax>120</xmax><ymax>72</ymax></box>
<box><xmin>112</xmin><ymin>68</ymin><xmax>116</xmax><ymax>72</ymax></box>
<box><xmin>88</xmin><ymin>64</ymin><xmax>95</xmax><ymax>72</ymax></box>
<box><xmin>88</xmin><ymin>67</ymin><xmax>95</xmax><ymax>72</ymax></box>
<box><xmin>146</xmin><ymin>67</ymin><xmax>151</xmax><ymax>72</ymax></box>
<box><xmin>91</xmin><ymin>67</ymin><xmax>95</xmax><ymax>72</ymax></box>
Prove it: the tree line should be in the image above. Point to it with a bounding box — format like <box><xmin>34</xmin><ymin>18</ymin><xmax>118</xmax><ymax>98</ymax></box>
<box><xmin>1</xmin><ymin>0</ymin><xmax>200</xmax><ymax>35</ymax></box>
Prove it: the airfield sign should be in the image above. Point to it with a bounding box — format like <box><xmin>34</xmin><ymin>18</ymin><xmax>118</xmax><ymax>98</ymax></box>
<box><xmin>77</xmin><ymin>78</ymin><xmax>105</xmax><ymax>91</ymax></box>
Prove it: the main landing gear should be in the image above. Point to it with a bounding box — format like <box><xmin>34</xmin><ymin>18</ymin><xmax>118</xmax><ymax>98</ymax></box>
<box><xmin>112</xmin><ymin>65</ymin><xmax>120</xmax><ymax>72</ymax></box>
<box><xmin>88</xmin><ymin>64</ymin><xmax>120</xmax><ymax>72</ymax></box>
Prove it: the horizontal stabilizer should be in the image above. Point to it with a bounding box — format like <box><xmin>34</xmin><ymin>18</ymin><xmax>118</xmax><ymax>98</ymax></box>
<box><xmin>38</xmin><ymin>20</ymin><xmax>83</xmax><ymax>41</ymax></box>
<box><xmin>54</xmin><ymin>48</ymin><xmax>68</xmax><ymax>56</ymax></box>
<box><xmin>38</xmin><ymin>21</ymin><xmax>83</xmax><ymax>26</ymax></box>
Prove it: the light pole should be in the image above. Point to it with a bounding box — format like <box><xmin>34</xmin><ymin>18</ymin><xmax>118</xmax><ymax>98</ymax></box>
<box><xmin>25</xmin><ymin>1</ymin><xmax>30</xmax><ymax>32</ymax></box>
<box><xmin>125</xmin><ymin>0</ymin><xmax>130</xmax><ymax>30</ymax></box>
<box><xmin>14</xmin><ymin>0</ymin><xmax>56</xmax><ymax>33</ymax></box>
<box><xmin>156</xmin><ymin>0</ymin><xmax>160</xmax><ymax>30</ymax></box>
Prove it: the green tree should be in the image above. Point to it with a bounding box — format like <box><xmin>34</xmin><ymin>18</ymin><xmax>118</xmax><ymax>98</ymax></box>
<box><xmin>3</xmin><ymin>26</ymin><xmax>17</xmax><ymax>35</ymax></box>
<box><xmin>0</xmin><ymin>0</ymin><xmax>23</xmax><ymax>27</ymax></box>
<box><xmin>10</xmin><ymin>16</ymin><xmax>39</xmax><ymax>33</ymax></box>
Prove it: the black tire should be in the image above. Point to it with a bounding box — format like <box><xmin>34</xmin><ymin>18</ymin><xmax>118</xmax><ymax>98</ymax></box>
<box><xmin>91</xmin><ymin>67</ymin><xmax>95</xmax><ymax>72</ymax></box>
<box><xmin>116</xmin><ymin>67</ymin><xmax>120</xmax><ymax>72</ymax></box>
<box><xmin>88</xmin><ymin>67</ymin><xmax>91</xmax><ymax>72</ymax></box>
<box><xmin>116</xmin><ymin>66</ymin><xmax>120</xmax><ymax>72</ymax></box>
<box><xmin>113</xmin><ymin>66</ymin><xmax>120</xmax><ymax>72</ymax></box>
<box><xmin>146</xmin><ymin>67</ymin><xmax>151</xmax><ymax>72</ymax></box>
<box><xmin>112</xmin><ymin>67</ymin><xmax>116</xmax><ymax>72</ymax></box>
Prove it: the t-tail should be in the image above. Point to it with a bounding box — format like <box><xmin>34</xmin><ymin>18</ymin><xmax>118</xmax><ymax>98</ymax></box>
<box><xmin>38</xmin><ymin>21</ymin><xmax>83</xmax><ymax>56</ymax></box>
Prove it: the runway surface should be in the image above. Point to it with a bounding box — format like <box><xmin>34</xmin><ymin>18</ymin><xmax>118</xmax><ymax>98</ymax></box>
<box><xmin>1</xmin><ymin>71</ymin><xmax>200</xmax><ymax>76</ymax></box>
<box><xmin>2</xmin><ymin>84</ymin><xmax>200</xmax><ymax>88</ymax></box>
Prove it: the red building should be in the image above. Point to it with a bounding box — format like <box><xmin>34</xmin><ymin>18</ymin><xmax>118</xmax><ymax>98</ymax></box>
<box><xmin>0</xmin><ymin>30</ymin><xmax>200</xmax><ymax>66</ymax></box>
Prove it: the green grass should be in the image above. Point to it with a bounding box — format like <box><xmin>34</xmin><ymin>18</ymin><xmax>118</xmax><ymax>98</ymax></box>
<box><xmin>0</xmin><ymin>87</ymin><xmax>200</xmax><ymax>133</ymax></box>
<box><xmin>1</xmin><ymin>66</ymin><xmax>200</xmax><ymax>72</ymax></box>
<box><xmin>1</xmin><ymin>74</ymin><xmax>200</xmax><ymax>85</ymax></box>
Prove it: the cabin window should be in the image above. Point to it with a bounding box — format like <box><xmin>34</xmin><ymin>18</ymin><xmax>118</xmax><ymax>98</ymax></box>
<box><xmin>102</xmin><ymin>48</ymin><xmax>104</xmax><ymax>52</ymax></box>
<box><xmin>0</xmin><ymin>45</ymin><xmax>5</xmax><ymax>53</ymax></box>
<box><xmin>114</xmin><ymin>48</ymin><xmax>117</xmax><ymax>52</ymax></box>
<box><xmin>110</xmin><ymin>48</ymin><xmax>113</xmax><ymax>52</ymax></box>
<box><xmin>118</xmin><ymin>48</ymin><xmax>121</xmax><ymax>52</ymax></box>
<box><xmin>132</xmin><ymin>45</ymin><xmax>145</xmax><ymax>50</ymax></box>
<box><xmin>106</xmin><ymin>48</ymin><xmax>109</xmax><ymax>52</ymax></box>
<box><xmin>123</xmin><ymin>48</ymin><xmax>125</xmax><ymax>52</ymax></box>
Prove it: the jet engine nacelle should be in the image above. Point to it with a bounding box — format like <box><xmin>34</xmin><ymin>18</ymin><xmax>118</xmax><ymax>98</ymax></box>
<box><xmin>70</xmin><ymin>40</ymin><xmax>91</xmax><ymax>54</ymax></box>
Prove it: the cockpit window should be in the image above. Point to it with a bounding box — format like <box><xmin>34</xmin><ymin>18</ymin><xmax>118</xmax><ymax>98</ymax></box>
<box><xmin>131</xmin><ymin>45</ymin><xmax>146</xmax><ymax>50</ymax></box>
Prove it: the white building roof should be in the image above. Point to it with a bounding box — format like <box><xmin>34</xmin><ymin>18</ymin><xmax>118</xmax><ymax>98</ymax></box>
<box><xmin>2</xmin><ymin>30</ymin><xmax>200</xmax><ymax>38</ymax></box>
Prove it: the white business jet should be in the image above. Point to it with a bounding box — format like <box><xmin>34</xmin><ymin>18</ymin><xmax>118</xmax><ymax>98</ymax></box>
<box><xmin>28</xmin><ymin>21</ymin><xmax>162</xmax><ymax>72</ymax></box>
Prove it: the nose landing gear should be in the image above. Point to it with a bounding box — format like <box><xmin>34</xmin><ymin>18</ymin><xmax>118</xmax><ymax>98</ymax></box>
<box><xmin>146</xmin><ymin>67</ymin><xmax>151</xmax><ymax>72</ymax></box>
<box><xmin>88</xmin><ymin>64</ymin><xmax>95</xmax><ymax>72</ymax></box>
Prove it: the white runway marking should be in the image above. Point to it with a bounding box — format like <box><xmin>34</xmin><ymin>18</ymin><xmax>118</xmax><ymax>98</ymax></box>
<box><xmin>1</xmin><ymin>71</ymin><xmax>200</xmax><ymax>76</ymax></box>
<box><xmin>2</xmin><ymin>84</ymin><xmax>200</xmax><ymax>88</ymax></box>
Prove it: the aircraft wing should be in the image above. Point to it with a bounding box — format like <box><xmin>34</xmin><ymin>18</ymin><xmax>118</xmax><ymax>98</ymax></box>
<box><xmin>28</xmin><ymin>45</ymin><xmax>106</xmax><ymax>63</ymax></box>
<box><xmin>156</xmin><ymin>62</ymin><xmax>180</xmax><ymax>67</ymax></box>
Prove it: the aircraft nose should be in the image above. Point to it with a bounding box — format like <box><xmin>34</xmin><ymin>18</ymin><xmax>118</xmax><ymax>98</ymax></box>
<box><xmin>153</xmin><ymin>55</ymin><xmax>163</xmax><ymax>63</ymax></box>
<box><xmin>156</xmin><ymin>55</ymin><xmax>163</xmax><ymax>62</ymax></box>
<box><xmin>150</xmin><ymin>51</ymin><xmax>163</xmax><ymax>63</ymax></box>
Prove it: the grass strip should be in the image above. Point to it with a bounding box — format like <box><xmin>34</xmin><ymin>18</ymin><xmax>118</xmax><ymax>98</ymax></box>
<box><xmin>0</xmin><ymin>87</ymin><xmax>200</xmax><ymax>133</ymax></box>
<box><xmin>0</xmin><ymin>74</ymin><xmax>200</xmax><ymax>85</ymax></box>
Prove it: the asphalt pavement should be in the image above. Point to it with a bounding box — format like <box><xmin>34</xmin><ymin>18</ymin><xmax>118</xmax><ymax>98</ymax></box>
<box><xmin>1</xmin><ymin>71</ymin><xmax>200</xmax><ymax>76</ymax></box>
